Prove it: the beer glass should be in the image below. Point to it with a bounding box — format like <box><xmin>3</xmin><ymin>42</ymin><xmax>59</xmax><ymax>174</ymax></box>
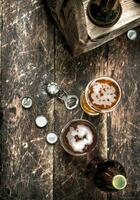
<box><xmin>60</xmin><ymin>119</ymin><xmax>97</xmax><ymax>156</ymax></box>
<box><xmin>88</xmin><ymin>0</ymin><xmax>122</xmax><ymax>27</ymax></box>
<box><xmin>80</xmin><ymin>77</ymin><xmax>122</xmax><ymax>116</ymax></box>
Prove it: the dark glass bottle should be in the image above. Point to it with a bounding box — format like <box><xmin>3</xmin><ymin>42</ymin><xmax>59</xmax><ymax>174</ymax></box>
<box><xmin>134</xmin><ymin>0</ymin><xmax>140</xmax><ymax>3</ymax></box>
<box><xmin>87</xmin><ymin>0</ymin><xmax>122</xmax><ymax>27</ymax></box>
<box><xmin>94</xmin><ymin>160</ymin><xmax>127</xmax><ymax>192</ymax></box>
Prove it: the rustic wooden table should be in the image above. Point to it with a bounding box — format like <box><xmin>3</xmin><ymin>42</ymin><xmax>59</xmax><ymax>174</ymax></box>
<box><xmin>1</xmin><ymin>1</ymin><xmax>140</xmax><ymax>200</ymax></box>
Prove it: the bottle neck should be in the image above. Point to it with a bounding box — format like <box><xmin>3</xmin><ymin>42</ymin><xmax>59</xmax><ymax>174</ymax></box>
<box><xmin>103</xmin><ymin>167</ymin><xmax>127</xmax><ymax>190</ymax></box>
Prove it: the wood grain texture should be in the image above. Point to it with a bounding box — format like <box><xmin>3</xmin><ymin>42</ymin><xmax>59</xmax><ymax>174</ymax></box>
<box><xmin>0</xmin><ymin>0</ymin><xmax>2</xmax><ymax>118</ymax></box>
<box><xmin>1</xmin><ymin>1</ymin><xmax>55</xmax><ymax>199</ymax></box>
<box><xmin>53</xmin><ymin>30</ymin><xmax>111</xmax><ymax>199</ymax></box>
<box><xmin>107</xmin><ymin>29</ymin><xmax>140</xmax><ymax>200</ymax></box>
<box><xmin>1</xmin><ymin>0</ymin><xmax>140</xmax><ymax>200</ymax></box>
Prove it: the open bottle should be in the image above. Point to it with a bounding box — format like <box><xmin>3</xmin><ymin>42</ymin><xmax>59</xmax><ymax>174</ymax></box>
<box><xmin>86</xmin><ymin>158</ymin><xmax>127</xmax><ymax>192</ymax></box>
<box><xmin>87</xmin><ymin>0</ymin><xmax>122</xmax><ymax>27</ymax></box>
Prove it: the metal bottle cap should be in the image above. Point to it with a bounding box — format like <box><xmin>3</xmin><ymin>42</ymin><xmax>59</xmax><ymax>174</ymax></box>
<box><xmin>112</xmin><ymin>175</ymin><xmax>127</xmax><ymax>190</ymax></box>
<box><xmin>22</xmin><ymin>97</ymin><xmax>33</xmax><ymax>109</ymax></box>
<box><xmin>46</xmin><ymin>82</ymin><xmax>60</xmax><ymax>96</ymax></box>
<box><xmin>127</xmin><ymin>30</ymin><xmax>137</xmax><ymax>40</ymax></box>
<box><xmin>46</xmin><ymin>132</ymin><xmax>58</xmax><ymax>144</ymax></box>
<box><xmin>35</xmin><ymin>115</ymin><xmax>48</xmax><ymax>128</ymax></box>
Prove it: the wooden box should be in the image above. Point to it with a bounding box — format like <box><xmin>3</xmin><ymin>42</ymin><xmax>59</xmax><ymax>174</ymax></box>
<box><xmin>47</xmin><ymin>0</ymin><xmax>140</xmax><ymax>56</ymax></box>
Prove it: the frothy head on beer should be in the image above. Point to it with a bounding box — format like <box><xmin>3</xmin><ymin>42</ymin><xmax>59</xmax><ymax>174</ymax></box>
<box><xmin>86</xmin><ymin>77</ymin><xmax>121</xmax><ymax>112</ymax></box>
<box><xmin>67</xmin><ymin>125</ymin><xmax>94</xmax><ymax>153</ymax></box>
<box><xmin>60</xmin><ymin>120</ymin><xmax>97</xmax><ymax>156</ymax></box>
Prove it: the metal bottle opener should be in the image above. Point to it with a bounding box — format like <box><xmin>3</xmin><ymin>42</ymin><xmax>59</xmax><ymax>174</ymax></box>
<box><xmin>46</xmin><ymin>82</ymin><xmax>79</xmax><ymax>110</ymax></box>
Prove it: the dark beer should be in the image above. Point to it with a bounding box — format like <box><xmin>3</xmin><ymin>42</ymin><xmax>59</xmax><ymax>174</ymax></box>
<box><xmin>60</xmin><ymin>119</ymin><xmax>97</xmax><ymax>156</ymax></box>
<box><xmin>94</xmin><ymin>160</ymin><xmax>127</xmax><ymax>192</ymax></box>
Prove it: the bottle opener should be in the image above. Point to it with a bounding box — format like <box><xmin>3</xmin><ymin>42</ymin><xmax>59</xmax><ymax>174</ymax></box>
<box><xmin>46</xmin><ymin>82</ymin><xmax>79</xmax><ymax>110</ymax></box>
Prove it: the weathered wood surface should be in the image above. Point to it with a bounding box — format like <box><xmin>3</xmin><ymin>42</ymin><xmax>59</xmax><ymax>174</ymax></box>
<box><xmin>1</xmin><ymin>1</ymin><xmax>55</xmax><ymax>199</ymax></box>
<box><xmin>1</xmin><ymin>0</ymin><xmax>140</xmax><ymax>200</ymax></box>
<box><xmin>48</xmin><ymin>0</ymin><xmax>140</xmax><ymax>55</ymax></box>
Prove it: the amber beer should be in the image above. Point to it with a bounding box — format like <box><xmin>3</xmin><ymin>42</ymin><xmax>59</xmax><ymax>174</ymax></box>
<box><xmin>60</xmin><ymin>119</ymin><xmax>97</xmax><ymax>156</ymax></box>
<box><xmin>80</xmin><ymin>77</ymin><xmax>122</xmax><ymax>115</ymax></box>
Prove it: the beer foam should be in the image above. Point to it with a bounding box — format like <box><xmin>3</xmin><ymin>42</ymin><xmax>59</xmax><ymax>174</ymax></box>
<box><xmin>90</xmin><ymin>82</ymin><xmax>117</xmax><ymax>108</ymax></box>
<box><xmin>66</xmin><ymin>125</ymin><xmax>94</xmax><ymax>153</ymax></box>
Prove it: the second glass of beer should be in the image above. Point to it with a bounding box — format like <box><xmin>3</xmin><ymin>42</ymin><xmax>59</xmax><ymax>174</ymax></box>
<box><xmin>60</xmin><ymin>119</ymin><xmax>97</xmax><ymax>156</ymax></box>
<box><xmin>80</xmin><ymin>77</ymin><xmax>122</xmax><ymax>116</ymax></box>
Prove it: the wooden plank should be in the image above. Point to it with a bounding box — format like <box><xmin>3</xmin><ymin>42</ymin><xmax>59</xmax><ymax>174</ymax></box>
<box><xmin>107</xmin><ymin>27</ymin><xmax>140</xmax><ymax>200</ymax></box>
<box><xmin>53</xmin><ymin>25</ymin><xmax>140</xmax><ymax>200</ymax></box>
<box><xmin>1</xmin><ymin>1</ymin><xmax>140</xmax><ymax>199</ymax></box>
<box><xmin>0</xmin><ymin>0</ymin><xmax>2</xmax><ymax>119</ymax></box>
<box><xmin>1</xmin><ymin>1</ymin><xmax>54</xmax><ymax>199</ymax></box>
<box><xmin>53</xmin><ymin>30</ymin><xmax>109</xmax><ymax>199</ymax></box>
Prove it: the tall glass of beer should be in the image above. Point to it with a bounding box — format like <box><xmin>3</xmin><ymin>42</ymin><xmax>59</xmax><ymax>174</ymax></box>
<box><xmin>80</xmin><ymin>77</ymin><xmax>122</xmax><ymax>116</ymax></box>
